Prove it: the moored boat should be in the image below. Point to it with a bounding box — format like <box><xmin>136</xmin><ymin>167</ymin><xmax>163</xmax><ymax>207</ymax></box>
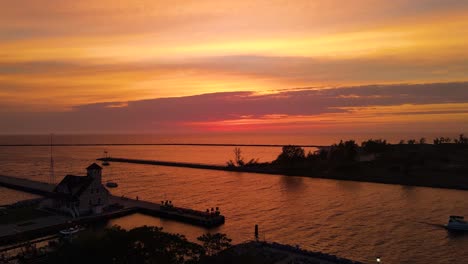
<box><xmin>60</xmin><ymin>226</ymin><xmax>83</xmax><ymax>235</ymax></box>
<box><xmin>106</xmin><ymin>181</ymin><xmax>118</xmax><ymax>188</ymax></box>
<box><xmin>446</xmin><ymin>215</ymin><xmax>468</xmax><ymax>231</ymax></box>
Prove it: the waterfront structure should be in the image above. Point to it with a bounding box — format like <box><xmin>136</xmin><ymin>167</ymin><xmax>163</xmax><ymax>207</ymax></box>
<box><xmin>41</xmin><ymin>163</ymin><xmax>110</xmax><ymax>217</ymax></box>
<box><xmin>0</xmin><ymin>172</ymin><xmax>225</xmax><ymax>230</ymax></box>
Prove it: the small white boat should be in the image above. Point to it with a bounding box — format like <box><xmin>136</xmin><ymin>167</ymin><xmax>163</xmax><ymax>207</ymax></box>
<box><xmin>446</xmin><ymin>215</ymin><xmax>468</xmax><ymax>231</ymax></box>
<box><xmin>106</xmin><ymin>181</ymin><xmax>118</xmax><ymax>188</ymax></box>
<box><xmin>60</xmin><ymin>226</ymin><xmax>83</xmax><ymax>235</ymax></box>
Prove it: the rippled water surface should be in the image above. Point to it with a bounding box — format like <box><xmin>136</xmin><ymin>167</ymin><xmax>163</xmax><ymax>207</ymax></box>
<box><xmin>1</xmin><ymin>135</ymin><xmax>468</xmax><ymax>264</ymax></box>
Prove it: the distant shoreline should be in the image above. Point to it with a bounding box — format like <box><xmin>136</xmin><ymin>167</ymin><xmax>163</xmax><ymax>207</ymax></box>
<box><xmin>0</xmin><ymin>143</ymin><xmax>324</xmax><ymax>147</ymax></box>
<box><xmin>98</xmin><ymin>157</ymin><xmax>468</xmax><ymax>191</ymax></box>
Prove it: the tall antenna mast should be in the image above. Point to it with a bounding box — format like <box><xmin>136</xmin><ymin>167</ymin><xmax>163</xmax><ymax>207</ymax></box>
<box><xmin>50</xmin><ymin>133</ymin><xmax>55</xmax><ymax>184</ymax></box>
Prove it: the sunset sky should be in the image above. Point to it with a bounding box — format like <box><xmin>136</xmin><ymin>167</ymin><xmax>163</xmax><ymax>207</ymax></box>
<box><xmin>1</xmin><ymin>0</ymin><xmax>468</xmax><ymax>134</ymax></box>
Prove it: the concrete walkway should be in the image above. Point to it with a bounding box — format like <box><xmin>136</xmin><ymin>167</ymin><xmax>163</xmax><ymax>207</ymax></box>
<box><xmin>0</xmin><ymin>175</ymin><xmax>54</xmax><ymax>196</ymax></box>
<box><xmin>0</xmin><ymin>214</ymin><xmax>69</xmax><ymax>241</ymax></box>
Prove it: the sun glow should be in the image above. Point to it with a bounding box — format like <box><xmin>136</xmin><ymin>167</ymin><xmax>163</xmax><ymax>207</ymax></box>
<box><xmin>1</xmin><ymin>0</ymin><xmax>467</xmax><ymax>133</ymax></box>
<box><xmin>187</xmin><ymin>103</ymin><xmax>468</xmax><ymax>132</ymax></box>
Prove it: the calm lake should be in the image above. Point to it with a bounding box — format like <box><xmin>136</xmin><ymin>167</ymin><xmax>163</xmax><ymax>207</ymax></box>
<box><xmin>1</xmin><ymin>134</ymin><xmax>467</xmax><ymax>264</ymax></box>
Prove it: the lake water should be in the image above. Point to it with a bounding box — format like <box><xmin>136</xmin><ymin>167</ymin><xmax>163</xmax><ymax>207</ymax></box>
<box><xmin>1</xmin><ymin>134</ymin><xmax>467</xmax><ymax>264</ymax></box>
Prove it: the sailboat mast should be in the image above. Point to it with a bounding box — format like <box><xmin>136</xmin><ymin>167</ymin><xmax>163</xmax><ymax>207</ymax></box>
<box><xmin>50</xmin><ymin>134</ymin><xmax>55</xmax><ymax>184</ymax></box>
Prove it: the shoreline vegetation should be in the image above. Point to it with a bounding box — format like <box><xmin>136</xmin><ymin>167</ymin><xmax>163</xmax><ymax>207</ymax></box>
<box><xmin>46</xmin><ymin>226</ymin><xmax>232</xmax><ymax>264</ymax></box>
<box><xmin>99</xmin><ymin>134</ymin><xmax>468</xmax><ymax>191</ymax></box>
<box><xmin>227</xmin><ymin>134</ymin><xmax>468</xmax><ymax>190</ymax></box>
<box><xmin>13</xmin><ymin>225</ymin><xmax>362</xmax><ymax>264</ymax></box>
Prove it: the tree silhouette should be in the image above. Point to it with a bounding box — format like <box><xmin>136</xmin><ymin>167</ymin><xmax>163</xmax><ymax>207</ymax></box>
<box><xmin>227</xmin><ymin>148</ymin><xmax>259</xmax><ymax>167</ymax></box>
<box><xmin>344</xmin><ymin>140</ymin><xmax>358</xmax><ymax>161</ymax></box>
<box><xmin>197</xmin><ymin>233</ymin><xmax>232</xmax><ymax>256</ymax></box>
<box><xmin>361</xmin><ymin>139</ymin><xmax>388</xmax><ymax>153</ymax></box>
<box><xmin>233</xmin><ymin>147</ymin><xmax>244</xmax><ymax>166</ymax></box>
<box><xmin>458</xmin><ymin>134</ymin><xmax>468</xmax><ymax>144</ymax></box>
<box><xmin>49</xmin><ymin>225</ymin><xmax>204</xmax><ymax>264</ymax></box>
<box><xmin>328</xmin><ymin>140</ymin><xmax>358</xmax><ymax>162</ymax></box>
<box><xmin>280</xmin><ymin>145</ymin><xmax>305</xmax><ymax>160</ymax></box>
<box><xmin>275</xmin><ymin>145</ymin><xmax>306</xmax><ymax>166</ymax></box>
<box><xmin>227</xmin><ymin>147</ymin><xmax>244</xmax><ymax>167</ymax></box>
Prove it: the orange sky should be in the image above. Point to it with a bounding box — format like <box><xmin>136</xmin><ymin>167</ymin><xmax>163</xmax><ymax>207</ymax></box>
<box><xmin>1</xmin><ymin>0</ymin><xmax>468</xmax><ymax>133</ymax></box>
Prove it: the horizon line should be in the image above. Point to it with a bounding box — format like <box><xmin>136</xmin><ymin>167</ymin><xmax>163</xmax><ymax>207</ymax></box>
<box><xmin>0</xmin><ymin>143</ymin><xmax>326</xmax><ymax>148</ymax></box>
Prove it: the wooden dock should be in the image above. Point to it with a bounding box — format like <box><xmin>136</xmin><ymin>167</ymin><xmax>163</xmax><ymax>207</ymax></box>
<box><xmin>111</xmin><ymin>196</ymin><xmax>225</xmax><ymax>227</ymax></box>
<box><xmin>0</xmin><ymin>198</ymin><xmax>224</xmax><ymax>246</ymax></box>
<box><xmin>0</xmin><ymin>174</ymin><xmax>225</xmax><ymax>234</ymax></box>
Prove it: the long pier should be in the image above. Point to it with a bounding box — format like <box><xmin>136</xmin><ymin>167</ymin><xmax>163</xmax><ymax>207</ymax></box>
<box><xmin>98</xmin><ymin>157</ymin><xmax>231</xmax><ymax>171</ymax></box>
<box><xmin>97</xmin><ymin>157</ymin><xmax>282</xmax><ymax>175</ymax></box>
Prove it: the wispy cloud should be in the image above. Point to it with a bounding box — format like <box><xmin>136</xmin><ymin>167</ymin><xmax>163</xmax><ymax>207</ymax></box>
<box><xmin>2</xmin><ymin>54</ymin><xmax>468</xmax><ymax>111</ymax></box>
<box><xmin>1</xmin><ymin>82</ymin><xmax>467</xmax><ymax>134</ymax></box>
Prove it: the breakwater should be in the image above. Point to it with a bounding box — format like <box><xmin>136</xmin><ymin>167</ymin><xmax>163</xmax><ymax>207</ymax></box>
<box><xmin>98</xmin><ymin>157</ymin><xmax>468</xmax><ymax>191</ymax></box>
<box><xmin>97</xmin><ymin>157</ymin><xmax>278</xmax><ymax>174</ymax></box>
